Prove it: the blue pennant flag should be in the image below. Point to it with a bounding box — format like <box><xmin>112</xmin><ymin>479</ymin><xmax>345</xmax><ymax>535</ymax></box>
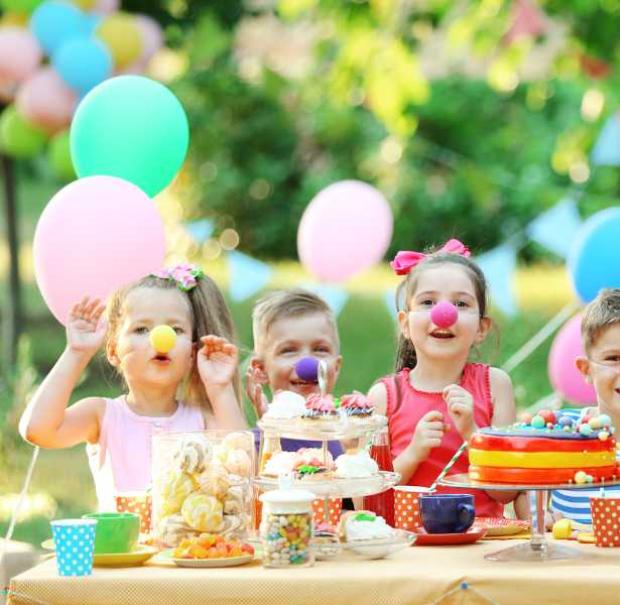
<box><xmin>526</xmin><ymin>197</ymin><xmax>581</xmax><ymax>258</ymax></box>
<box><xmin>227</xmin><ymin>251</ymin><xmax>272</xmax><ymax>302</ymax></box>
<box><xmin>476</xmin><ymin>244</ymin><xmax>518</xmax><ymax>316</ymax></box>
<box><xmin>300</xmin><ymin>283</ymin><xmax>349</xmax><ymax>317</ymax></box>
<box><xmin>591</xmin><ymin>114</ymin><xmax>620</xmax><ymax>167</ymax></box>
<box><xmin>184</xmin><ymin>219</ymin><xmax>214</xmax><ymax>244</ymax></box>
<box><xmin>383</xmin><ymin>289</ymin><xmax>397</xmax><ymax>319</ymax></box>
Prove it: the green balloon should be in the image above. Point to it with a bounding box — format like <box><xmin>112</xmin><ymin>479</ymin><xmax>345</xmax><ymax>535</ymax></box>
<box><xmin>0</xmin><ymin>105</ymin><xmax>47</xmax><ymax>158</ymax></box>
<box><xmin>48</xmin><ymin>131</ymin><xmax>76</xmax><ymax>181</ymax></box>
<box><xmin>70</xmin><ymin>76</ymin><xmax>190</xmax><ymax>197</ymax></box>
<box><xmin>0</xmin><ymin>0</ymin><xmax>42</xmax><ymax>13</ymax></box>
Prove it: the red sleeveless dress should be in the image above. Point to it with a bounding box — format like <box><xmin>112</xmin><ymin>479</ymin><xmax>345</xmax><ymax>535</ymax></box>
<box><xmin>380</xmin><ymin>363</ymin><xmax>503</xmax><ymax>517</ymax></box>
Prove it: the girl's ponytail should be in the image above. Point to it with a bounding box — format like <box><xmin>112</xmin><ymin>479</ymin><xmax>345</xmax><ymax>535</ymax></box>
<box><xmin>395</xmin><ymin>333</ymin><xmax>417</xmax><ymax>372</ymax></box>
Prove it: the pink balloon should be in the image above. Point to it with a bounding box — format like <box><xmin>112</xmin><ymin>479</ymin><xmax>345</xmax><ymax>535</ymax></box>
<box><xmin>297</xmin><ymin>180</ymin><xmax>393</xmax><ymax>282</ymax></box>
<box><xmin>93</xmin><ymin>0</ymin><xmax>119</xmax><ymax>14</ymax></box>
<box><xmin>16</xmin><ymin>67</ymin><xmax>76</xmax><ymax>134</ymax></box>
<box><xmin>0</xmin><ymin>27</ymin><xmax>42</xmax><ymax>82</ymax></box>
<box><xmin>121</xmin><ymin>16</ymin><xmax>163</xmax><ymax>74</ymax></box>
<box><xmin>0</xmin><ymin>76</ymin><xmax>18</xmax><ymax>102</ymax></box>
<box><xmin>548</xmin><ymin>313</ymin><xmax>597</xmax><ymax>406</ymax></box>
<box><xmin>33</xmin><ymin>176</ymin><xmax>167</xmax><ymax>325</ymax></box>
<box><xmin>134</xmin><ymin>15</ymin><xmax>163</xmax><ymax>62</ymax></box>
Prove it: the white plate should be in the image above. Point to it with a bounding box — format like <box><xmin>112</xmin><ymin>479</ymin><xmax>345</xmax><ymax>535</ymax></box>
<box><xmin>342</xmin><ymin>530</ymin><xmax>415</xmax><ymax>560</ymax></box>
<box><xmin>258</xmin><ymin>414</ymin><xmax>387</xmax><ymax>440</ymax></box>
<box><xmin>254</xmin><ymin>471</ymin><xmax>400</xmax><ymax>498</ymax></box>
<box><xmin>161</xmin><ymin>550</ymin><xmax>254</xmax><ymax>568</ymax></box>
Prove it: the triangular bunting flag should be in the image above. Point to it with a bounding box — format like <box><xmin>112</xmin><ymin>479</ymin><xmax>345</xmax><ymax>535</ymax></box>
<box><xmin>526</xmin><ymin>197</ymin><xmax>581</xmax><ymax>258</ymax></box>
<box><xmin>476</xmin><ymin>244</ymin><xmax>518</xmax><ymax>316</ymax></box>
<box><xmin>383</xmin><ymin>289</ymin><xmax>398</xmax><ymax>319</ymax></box>
<box><xmin>591</xmin><ymin>113</ymin><xmax>620</xmax><ymax>166</ymax></box>
<box><xmin>227</xmin><ymin>251</ymin><xmax>272</xmax><ymax>302</ymax></box>
<box><xmin>184</xmin><ymin>219</ymin><xmax>214</xmax><ymax>244</ymax></box>
<box><xmin>300</xmin><ymin>283</ymin><xmax>349</xmax><ymax>317</ymax></box>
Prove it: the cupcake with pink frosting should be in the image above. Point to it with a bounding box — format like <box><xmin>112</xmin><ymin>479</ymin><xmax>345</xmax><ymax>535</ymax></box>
<box><xmin>302</xmin><ymin>393</ymin><xmax>339</xmax><ymax>423</ymax></box>
<box><xmin>340</xmin><ymin>391</ymin><xmax>374</xmax><ymax>423</ymax></box>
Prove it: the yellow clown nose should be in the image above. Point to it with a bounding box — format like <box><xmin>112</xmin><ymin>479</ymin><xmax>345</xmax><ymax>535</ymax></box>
<box><xmin>149</xmin><ymin>325</ymin><xmax>176</xmax><ymax>354</ymax></box>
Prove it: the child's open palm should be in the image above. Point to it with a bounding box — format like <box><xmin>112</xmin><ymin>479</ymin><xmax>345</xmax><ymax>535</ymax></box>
<box><xmin>444</xmin><ymin>384</ymin><xmax>477</xmax><ymax>440</ymax></box>
<box><xmin>198</xmin><ymin>335</ymin><xmax>238</xmax><ymax>388</ymax></box>
<box><xmin>67</xmin><ymin>297</ymin><xmax>107</xmax><ymax>355</ymax></box>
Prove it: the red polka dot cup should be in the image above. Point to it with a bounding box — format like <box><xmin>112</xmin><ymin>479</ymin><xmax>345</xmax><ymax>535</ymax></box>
<box><xmin>394</xmin><ymin>486</ymin><xmax>429</xmax><ymax>531</ymax></box>
<box><xmin>591</xmin><ymin>497</ymin><xmax>620</xmax><ymax>547</ymax></box>
<box><xmin>312</xmin><ymin>498</ymin><xmax>342</xmax><ymax>526</ymax></box>
<box><xmin>115</xmin><ymin>492</ymin><xmax>152</xmax><ymax>535</ymax></box>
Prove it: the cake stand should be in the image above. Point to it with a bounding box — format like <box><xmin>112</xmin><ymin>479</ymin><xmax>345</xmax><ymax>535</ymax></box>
<box><xmin>440</xmin><ymin>473</ymin><xmax>620</xmax><ymax>562</ymax></box>
<box><xmin>256</xmin><ymin>420</ymin><xmax>399</xmax><ymax>523</ymax></box>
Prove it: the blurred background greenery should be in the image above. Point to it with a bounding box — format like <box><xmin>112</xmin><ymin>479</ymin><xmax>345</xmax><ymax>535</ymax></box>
<box><xmin>2</xmin><ymin>0</ymin><xmax>619</xmax><ymax>545</ymax></box>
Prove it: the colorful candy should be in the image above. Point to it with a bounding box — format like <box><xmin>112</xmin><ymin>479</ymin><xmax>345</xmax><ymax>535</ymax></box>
<box><xmin>574</xmin><ymin>471</ymin><xmax>588</xmax><ymax>484</ymax></box>
<box><xmin>260</xmin><ymin>513</ymin><xmax>313</xmax><ymax>567</ymax></box>
<box><xmin>552</xmin><ymin>518</ymin><xmax>572</xmax><ymax>540</ymax></box>
<box><xmin>531</xmin><ymin>415</ymin><xmax>546</xmax><ymax>429</ymax></box>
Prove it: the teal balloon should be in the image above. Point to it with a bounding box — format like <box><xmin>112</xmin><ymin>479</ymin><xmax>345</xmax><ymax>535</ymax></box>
<box><xmin>70</xmin><ymin>76</ymin><xmax>189</xmax><ymax>197</ymax></box>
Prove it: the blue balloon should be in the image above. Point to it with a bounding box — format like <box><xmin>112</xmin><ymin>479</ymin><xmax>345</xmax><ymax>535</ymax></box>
<box><xmin>83</xmin><ymin>12</ymin><xmax>102</xmax><ymax>36</ymax></box>
<box><xmin>53</xmin><ymin>37</ymin><xmax>112</xmax><ymax>95</ymax></box>
<box><xmin>30</xmin><ymin>1</ymin><xmax>86</xmax><ymax>55</ymax></box>
<box><xmin>568</xmin><ymin>207</ymin><xmax>620</xmax><ymax>302</ymax></box>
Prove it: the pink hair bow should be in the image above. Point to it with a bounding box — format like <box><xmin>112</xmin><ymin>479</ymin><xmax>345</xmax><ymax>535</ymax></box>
<box><xmin>390</xmin><ymin>239</ymin><xmax>471</xmax><ymax>276</ymax></box>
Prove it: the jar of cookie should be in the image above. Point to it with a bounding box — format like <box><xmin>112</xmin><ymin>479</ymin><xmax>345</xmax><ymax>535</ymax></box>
<box><xmin>152</xmin><ymin>430</ymin><xmax>255</xmax><ymax>548</ymax></box>
<box><xmin>260</xmin><ymin>484</ymin><xmax>315</xmax><ymax>568</ymax></box>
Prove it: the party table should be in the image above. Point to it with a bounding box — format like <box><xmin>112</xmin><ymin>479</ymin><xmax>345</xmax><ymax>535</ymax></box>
<box><xmin>7</xmin><ymin>539</ymin><xmax>620</xmax><ymax>605</ymax></box>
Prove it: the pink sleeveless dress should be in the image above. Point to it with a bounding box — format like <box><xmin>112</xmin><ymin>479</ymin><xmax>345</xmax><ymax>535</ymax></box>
<box><xmin>86</xmin><ymin>396</ymin><xmax>205</xmax><ymax>511</ymax></box>
<box><xmin>380</xmin><ymin>363</ymin><xmax>503</xmax><ymax>517</ymax></box>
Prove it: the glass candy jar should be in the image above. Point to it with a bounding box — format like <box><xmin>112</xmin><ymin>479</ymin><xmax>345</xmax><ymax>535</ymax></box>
<box><xmin>152</xmin><ymin>430</ymin><xmax>255</xmax><ymax>548</ymax></box>
<box><xmin>260</xmin><ymin>486</ymin><xmax>316</xmax><ymax>568</ymax></box>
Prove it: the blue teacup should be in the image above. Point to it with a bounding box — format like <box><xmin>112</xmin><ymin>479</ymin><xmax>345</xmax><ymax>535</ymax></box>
<box><xmin>420</xmin><ymin>494</ymin><xmax>475</xmax><ymax>534</ymax></box>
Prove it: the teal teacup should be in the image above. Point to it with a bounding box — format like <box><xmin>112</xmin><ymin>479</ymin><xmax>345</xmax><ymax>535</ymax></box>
<box><xmin>82</xmin><ymin>512</ymin><xmax>140</xmax><ymax>554</ymax></box>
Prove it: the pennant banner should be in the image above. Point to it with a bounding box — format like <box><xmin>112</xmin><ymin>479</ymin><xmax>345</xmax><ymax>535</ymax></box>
<box><xmin>184</xmin><ymin>218</ymin><xmax>214</xmax><ymax>244</ymax></box>
<box><xmin>591</xmin><ymin>113</ymin><xmax>620</xmax><ymax>167</ymax></box>
<box><xmin>300</xmin><ymin>283</ymin><xmax>349</xmax><ymax>317</ymax></box>
<box><xmin>227</xmin><ymin>250</ymin><xmax>272</xmax><ymax>302</ymax></box>
<box><xmin>383</xmin><ymin>288</ymin><xmax>397</xmax><ymax>319</ymax></box>
<box><xmin>526</xmin><ymin>197</ymin><xmax>581</xmax><ymax>258</ymax></box>
<box><xmin>476</xmin><ymin>244</ymin><xmax>518</xmax><ymax>316</ymax></box>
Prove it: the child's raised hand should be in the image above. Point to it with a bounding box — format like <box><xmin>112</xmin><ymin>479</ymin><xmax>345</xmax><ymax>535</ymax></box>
<box><xmin>197</xmin><ymin>335</ymin><xmax>239</xmax><ymax>389</ymax></box>
<box><xmin>66</xmin><ymin>297</ymin><xmax>107</xmax><ymax>355</ymax></box>
<box><xmin>245</xmin><ymin>365</ymin><xmax>269</xmax><ymax>419</ymax></box>
<box><xmin>443</xmin><ymin>384</ymin><xmax>477</xmax><ymax>441</ymax></box>
<box><xmin>410</xmin><ymin>410</ymin><xmax>445</xmax><ymax>462</ymax></box>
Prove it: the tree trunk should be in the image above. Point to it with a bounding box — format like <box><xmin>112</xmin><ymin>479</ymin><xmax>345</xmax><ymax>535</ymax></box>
<box><xmin>1</xmin><ymin>153</ymin><xmax>21</xmax><ymax>371</ymax></box>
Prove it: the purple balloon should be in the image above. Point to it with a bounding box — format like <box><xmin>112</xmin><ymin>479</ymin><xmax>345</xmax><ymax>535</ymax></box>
<box><xmin>430</xmin><ymin>301</ymin><xmax>458</xmax><ymax>329</ymax></box>
<box><xmin>295</xmin><ymin>357</ymin><xmax>319</xmax><ymax>382</ymax></box>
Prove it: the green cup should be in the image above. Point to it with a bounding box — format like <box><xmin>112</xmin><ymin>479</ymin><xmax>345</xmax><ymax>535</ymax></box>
<box><xmin>82</xmin><ymin>512</ymin><xmax>140</xmax><ymax>554</ymax></box>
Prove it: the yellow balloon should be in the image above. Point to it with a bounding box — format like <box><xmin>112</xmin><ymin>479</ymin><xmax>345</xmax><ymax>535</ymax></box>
<box><xmin>149</xmin><ymin>325</ymin><xmax>176</xmax><ymax>354</ymax></box>
<box><xmin>69</xmin><ymin>0</ymin><xmax>96</xmax><ymax>9</ymax></box>
<box><xmin>97</xmin><ymin>13</ymin><xmax>142</xmax><ymax>69</ymax></box>
<box><xmin>0</xmin><ymin>12</ymin><xmax>29</xmax><ymax>26</ymax></box>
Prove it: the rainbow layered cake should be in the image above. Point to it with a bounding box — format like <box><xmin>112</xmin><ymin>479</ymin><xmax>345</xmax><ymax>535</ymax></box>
<box><xmin>468</xmin><ymin>410</ymin><xmax>618</xmax><ymax>484</ymax></box>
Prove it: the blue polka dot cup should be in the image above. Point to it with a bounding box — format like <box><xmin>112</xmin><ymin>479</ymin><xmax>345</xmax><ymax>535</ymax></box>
<box><xmin>51</xmin><ymin>519</ymin><xmax>97</xmax><ymax>577</ymax></box>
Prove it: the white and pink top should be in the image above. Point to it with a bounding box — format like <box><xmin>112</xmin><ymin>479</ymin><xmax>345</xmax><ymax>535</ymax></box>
<box><xmin>86</xmin><ymin>396</ymin><xmax>205</xmax><ymax>511</ymax></box>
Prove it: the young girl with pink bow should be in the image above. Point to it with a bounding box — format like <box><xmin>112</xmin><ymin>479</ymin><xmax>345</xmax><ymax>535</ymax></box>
<box><xmin>369</xmin><ymin>240</ymin><xmax>520</xmax><ymax>516</ymax></box>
